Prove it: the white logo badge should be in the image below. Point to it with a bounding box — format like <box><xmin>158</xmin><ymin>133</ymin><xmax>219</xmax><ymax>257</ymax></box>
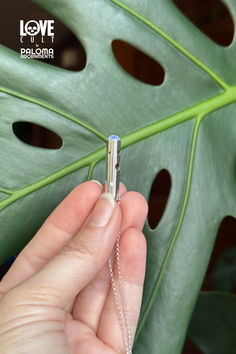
<box><xmin>20</xmin><ymin>20</ymin><xmax>55</xmax><ymax>59</ymax></box>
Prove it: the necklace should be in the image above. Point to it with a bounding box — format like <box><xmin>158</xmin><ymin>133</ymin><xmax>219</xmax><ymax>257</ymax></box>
<box><xmin>105</xmin><ymin>135</ymin><xmax>132</xmax><ymax>353</ymax></box>
<box><xmin>108</xmin><ymin>199</ymin><xmax>132</xmax><ymax>354</ymax></box>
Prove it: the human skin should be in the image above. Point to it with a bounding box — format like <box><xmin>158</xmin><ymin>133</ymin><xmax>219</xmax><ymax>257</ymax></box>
<box><xmin>0</xmin><ymin>180</ymin><xmax>148</xmax><ymax>353</ymax></box>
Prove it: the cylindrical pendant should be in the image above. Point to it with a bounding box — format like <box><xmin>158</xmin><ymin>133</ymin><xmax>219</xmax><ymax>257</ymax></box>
<box><xmin>105</xmin><ymin>135</ymin><xmax>121</xmax><ymax>200</ymax></box>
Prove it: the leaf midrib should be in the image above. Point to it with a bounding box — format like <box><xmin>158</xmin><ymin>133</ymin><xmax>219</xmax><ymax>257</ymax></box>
<box><xmin>134</xmin><ymin>114</ymin><xmax>202</xmax><ymax>342</ymax></box>
<box><xmin>1</xmin><ymin>85</ymin><xmax>236</xmax><ymax>211</ymax></box>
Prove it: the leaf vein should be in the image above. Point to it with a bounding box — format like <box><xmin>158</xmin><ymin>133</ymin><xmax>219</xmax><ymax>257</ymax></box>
<box><xmin>134</xmin><ymin>115</ymin><xmax>202</xmax><ymax>342</ymax></box>
<box><xmin>1</xmin><ymin>86</ymin><xmax>236</xmax><ymax>211</ymax></box>
<box><xmin>110</xmin><ymin>0</ymin><xmax>228</xmax><ymax>90</ymax></box>
<box><xmin>0</xmin><ymin>86</ymin><xmax>107</xmax><ymax>142</ymax></box>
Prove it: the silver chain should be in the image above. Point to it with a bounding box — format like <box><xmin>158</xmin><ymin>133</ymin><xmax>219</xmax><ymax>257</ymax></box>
<box><xmin>107</xmin><ymin>196</ymin><xmax>132</xmax><ymax>354</ymax></box>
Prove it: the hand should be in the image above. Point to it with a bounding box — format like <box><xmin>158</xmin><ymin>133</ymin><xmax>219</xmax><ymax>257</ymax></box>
<box><xmin>0</xmin><ymin>181</ymin><xmax>148</xmax><ymax>353</ymax></box>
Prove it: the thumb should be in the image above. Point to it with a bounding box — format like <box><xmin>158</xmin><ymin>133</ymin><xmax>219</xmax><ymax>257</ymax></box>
<box><xmin>16</xmin><ymin>193</ymin><xmax>121</xmax><ymax>308</ymax></box>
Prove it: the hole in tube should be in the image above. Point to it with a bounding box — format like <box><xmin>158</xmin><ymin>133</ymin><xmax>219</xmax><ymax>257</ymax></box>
<box><xmin>172</xmin><ymin>0</ymin><xmax>234</xmax><ymax>46</ymax></box>
<box><xmin>148</xmin><ymin>169</ymin><xmax>171</xmax><ymax>230</ymax></box>
<box><xmin>112</xmin><ymin>39</ymin><xmax>165</xmax><ymax>86</ymax></box>
<box><xmin>12</xmin><ymin>121</ymin><xmax>63</xmax><ymax>149</ymax></box>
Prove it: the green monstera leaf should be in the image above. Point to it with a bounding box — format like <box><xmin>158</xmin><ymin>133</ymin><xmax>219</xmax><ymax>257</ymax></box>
<box><xmin>0</xmin><ymin>0</ymin><xmax>236</xmax><ymax>353</ymax></box>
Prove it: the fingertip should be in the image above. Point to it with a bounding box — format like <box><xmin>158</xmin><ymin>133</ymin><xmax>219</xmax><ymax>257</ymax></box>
<box><xmin>122</xmin><ymin>227</ymin><xmax>147</xmax><ymax>258</ymax></box>
<box><xmin>73</xmin><ymin>180</ymin><xmax>102</xmax><ymax>193</ymax></box>
<box><xmin>48</xmin><ymin>181</ymin><xmax>103</xmax><ymax>235</ymax></box>
<box><xmin>120</xmin><ymin>227</ymin><xmax>147</xmax><ymax>283</ymax></box>
<box><xmin>70</xmin><ymin>180</ymin><xmax>103</xmax><ymax>203</ymax></box>
<box><xmin>127</xmin><ymin>191</ymin><xmax>148</xmax><ymax>215</ymax></box>
<box><xmin>90</xmin><ymin>180</ymin><xmax>103</xmax><ymax>189</ymax></box>
<box><xmin>120</xmin><ymin>191</ymin><xmax>148</xmax><ymax>232</ymax></box>
<box><xmin>119</xmin><ymin>182</ymin><xmax>127</xmax><ymax>195</ymax></box>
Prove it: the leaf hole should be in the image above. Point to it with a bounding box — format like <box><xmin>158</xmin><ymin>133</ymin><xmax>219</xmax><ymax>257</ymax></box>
<box><xmin>172</xmin><ymin>0</ymin><xmax>234</xmax><ymax>46</ymax></box>
<box><xmin>182</xmin><ymin>337</ymin><xmax>204</xmax><ymax>354</ymax></box>
<box><xmin>12</xmin><ymin>121</ymin><xmax>63</xmax><ymax>149</ymax></box>
<box><xmin>0</xmin><ymin>256</ymin><xmax>16</xmax><ymax>281</ymax></box>
<box><xmin>148</xmin><ymin>169</ymin><xmax>171</xmax><ymax>230</ymax></box>
<box><xmin>201</xmin><ymin>215</ymin><xmax>236</xmax><ymax>292</ymax></box>
<box><xmin>112</xmin><ymin>40</ymin><xmax>165</xmax><ymax>86</ymax></box>
<box><xmin>0</xmin><ymin>0</ymin><xmax>86</xmax><ymax>71</ymax></box>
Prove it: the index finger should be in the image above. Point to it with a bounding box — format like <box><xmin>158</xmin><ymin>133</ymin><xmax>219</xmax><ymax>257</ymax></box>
<box><xmin>0</xmin><ymin>180</ymin><xmax>103</xmax><ymax>292</ymax></box>
<box><xmin>0</xmin><ymin>181</ymin><xmax>127</xmax><ymax>293</ymax></box>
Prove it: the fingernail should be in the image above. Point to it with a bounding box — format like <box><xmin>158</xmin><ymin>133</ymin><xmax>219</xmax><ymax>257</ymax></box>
<box><xmin>88</xmin><ymin>193</ymin><xmax>115</xmax><ymax>227</ymax></box>
<box><xmin>90</xmin><ymin>180</ymin><xmax>102</xmax><ymax>188</ymax></box>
